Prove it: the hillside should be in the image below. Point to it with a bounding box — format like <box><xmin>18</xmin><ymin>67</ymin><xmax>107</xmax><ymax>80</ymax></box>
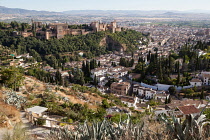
<box><xmin>0</xmin><ymin>29</ymin><xmax>147</xmax><ymax>67</ymax></box>
<box><xmin>0</xmin><ymin>91</ymin><xmax>21</xmax><ymax>128</ymax></box>
<box><xmin>22</xmin><ymin>76</ymin><xmax>104</xmax><ymax>110</ymax></box>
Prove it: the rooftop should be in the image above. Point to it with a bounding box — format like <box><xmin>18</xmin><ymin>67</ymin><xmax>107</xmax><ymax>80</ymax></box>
<box><xmin>178</xmin><ymin>105</ymin><xmax>200</xmax><ymax>115</ymax></box>
<box><xmin>27</xmin><ymin>106</ymin><xmax>48</xmax><ymax>114</ymax></box>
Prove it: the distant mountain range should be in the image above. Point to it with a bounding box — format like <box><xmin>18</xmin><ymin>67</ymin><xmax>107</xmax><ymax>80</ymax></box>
<box><xmin>0</xmin><ymin>6</ymin><xmax>59</xmax><ymax>15</ymax></box>
<box><xmin>1</xmin><ymin>6</ymin><xmax>210</xmax><ymax>16</ymax></box>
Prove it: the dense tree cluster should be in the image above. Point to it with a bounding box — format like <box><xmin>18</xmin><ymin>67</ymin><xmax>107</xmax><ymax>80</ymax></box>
<box><xmin>108</xmin><ymin>29</ymin><xmax>148</xmax><ymax>52</ymax></box>
<box><xmin>119</xmin><ymin>57</ymin><xmax>134</xmax><ymax>67</ymax></box>
<box><xmin>0</xmin><ymin>66</ymin><xmax>24</xmax><ymax>90</ymax></box>
<box><xmin>134</xmin><ymin>41</ymin><xmax>210</xmax><ymax>86</ymax></box>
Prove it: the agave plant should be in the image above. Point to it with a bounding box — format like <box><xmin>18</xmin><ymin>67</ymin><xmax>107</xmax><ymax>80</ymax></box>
<box><xmin>3</xmin><ymin>90</ymin><xmax>26</xmax><ymax>108</ymax></box>
<box><xmin>47</xmin><ymin>115</ymin><xmax>145</xmax><ymax>140</ymax></box>
<box><xmin>159</xmin><ymin>112</ymin><xmax>210</xmax><ymax>140</ymax></box>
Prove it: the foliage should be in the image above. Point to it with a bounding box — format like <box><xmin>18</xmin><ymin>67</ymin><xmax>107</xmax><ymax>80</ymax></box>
<box><xmin>36</xmin><ymin>118</ymin><xmax>46</xmax><ymax>126</ymax></box>
<box><xmin>108</xmin><ymin>29</ymin><xmax>146</xmax><ymax>52</ymax></box>
<box><xmin>168</xmin><ymin>86</ymin><xmax>176</xmax><ymax>95</ymax></box>
<box><xmin>101</xmin><ymin>99</ymin><xmax>110</xmax><ymax>109</ymax></box>
<box><xmin>203</xmin><ymin>108</ymin><xmax>210</xmax><ymax>120</ymax></box>
<box><xmin>147</xmin><ymin>99</ymin><xmax>160</xmax><ymax>106</ymax></box>
<box><xmin>27</xmin><ymin>68</ymin><xmax>53</xmax><ymax>83</ymax></box>
<box><xmin>48</xmin><ymin>116</ymin><xmax>145</xmax><ymax>140</ymax></box>
<box><xmin>0</xmin><ymin>25</ymin><xmax>147</xmax><ymax>68</ymax></box>
<box><xmin>159</xmin><ymin>113</ymin><xmax>210</xmax><ymax>140</ymax></box>
<box><xmin>0</xmin><ymin>66</ymin><xmax>25</xmax><ymax>90</ymax></box>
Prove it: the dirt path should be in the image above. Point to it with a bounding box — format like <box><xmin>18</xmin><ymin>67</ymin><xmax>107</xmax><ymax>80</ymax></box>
<box><xmin>20</xmin><ymin>111</ymin><xmax>50</xmax><ymax>140</ymax></box>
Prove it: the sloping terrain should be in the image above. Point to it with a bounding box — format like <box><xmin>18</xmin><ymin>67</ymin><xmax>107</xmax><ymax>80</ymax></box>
<box><xmin>23</xmin><ymin>76</ymin><xmax>104</xmax><ymax>110</ymax></box>
<box><xmin>0</xmin><ymin>91</ymin><xmax>21</xmax><ymax>128</ymax></box>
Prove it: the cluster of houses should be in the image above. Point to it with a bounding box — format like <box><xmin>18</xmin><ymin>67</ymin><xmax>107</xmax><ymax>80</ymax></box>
<box><xmin>133</xmin><ymin>25</ymin><xmax>210</xmax><ymax>59</ymax></box>
<box><xmin>9</xmin><ymin>53</ymin><xmax>37</xmax><ymax>68</ymax></box>
<box><xmin>155</xmin><ymin>99</ymin><xmax>209</xmax><ymax>118</ymax></box>
<box><xmin>91</xmin><ymin>66</ymin><xmax>129</xmax><ymax>87</ymax></box>
<box><xmin>189</xmin><ymin>71</ymin><xmax>210</xmax><ymax>86</ymax></box>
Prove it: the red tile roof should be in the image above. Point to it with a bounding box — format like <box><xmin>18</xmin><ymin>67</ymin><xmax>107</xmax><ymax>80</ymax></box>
<box><xmin>178</xmin><ymin>105</ymin><xmax>200</xmax><ymax>115</ymax></box>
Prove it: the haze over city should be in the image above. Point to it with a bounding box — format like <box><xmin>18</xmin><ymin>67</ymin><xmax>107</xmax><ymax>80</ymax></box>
<box><xmin>0</xmin><ymin>0</ymin><xmax>210</xmax><ymax>12</ymax></box>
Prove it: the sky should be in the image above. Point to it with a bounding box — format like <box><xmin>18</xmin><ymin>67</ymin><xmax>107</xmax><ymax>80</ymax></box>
<box><xmin>0</xmin><ymin>0</ymin><xmax>210</xmax><ymax>12</ymax></box>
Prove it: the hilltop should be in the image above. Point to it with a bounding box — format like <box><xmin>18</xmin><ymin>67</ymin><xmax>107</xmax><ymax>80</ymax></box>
<box><xmin>0</xmin><ymin>21</ymin><xmax>148</xmax><ymax>67</ymax></box>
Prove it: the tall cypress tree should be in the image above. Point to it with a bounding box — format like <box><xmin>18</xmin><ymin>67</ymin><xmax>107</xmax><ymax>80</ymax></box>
<box><xmin>86</xmin><ymin>60</ymin><xmax>90</xmax><ymax>77</ymax></box>
<box><xmin>200</xmin><ymin>88</ymin><xmax>204</xmax><ymax>99</ymax></box>
<box><xmin>98</xmin><ymin>61</ymin><xmax>101</xmax><ymax>67</ymax></box>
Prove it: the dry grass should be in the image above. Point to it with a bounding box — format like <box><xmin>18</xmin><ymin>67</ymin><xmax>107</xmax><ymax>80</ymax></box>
<box><xmin>23</xmin><ymin>76</ymin><xmax>104</xmax><ymax>110</ymax></box>
<box><xmin>2</xmin><ymin>123</ymin><xmax>33</xmax><ymax>140</ymax></box>
<box><xmin>0</xmin><ymin>101</ymin><xmax>20</xmax><ymax>128</ymax></box>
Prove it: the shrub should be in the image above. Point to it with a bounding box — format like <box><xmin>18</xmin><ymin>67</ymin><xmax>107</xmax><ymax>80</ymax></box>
<box><xmin>36</xmin><ymin>118</ymin><xmax>46</xmax><ymax>126</ymax></box>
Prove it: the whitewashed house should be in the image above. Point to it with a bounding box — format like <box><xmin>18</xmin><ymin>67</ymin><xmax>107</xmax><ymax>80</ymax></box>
<box><xmin>189</xmin><ymin>78</ymin><xmax>202</xmax><ymax>87</ymax></box>
<box><xmin>145</xmin><ymin>90</ymin><xmax>156</xmax><ymax>99</ymax></box>
<box><xmin>91</xmin><ymin>67</ymin><xmax>108</xmax><ymax>78</ymax></box>
<box><xmin>119</xmin><ymin>96</ymin><xmax>138</xmax><ymax>108</ymax></box>
<box><xmin>135</xmin><ymin>86</ymin><xmax>156</xmax><ymax>99</ymax></box>
<box><xmin>201</xmin><ymin>72</ymin><xmax>210</xmax><ymax>85</ymax></box>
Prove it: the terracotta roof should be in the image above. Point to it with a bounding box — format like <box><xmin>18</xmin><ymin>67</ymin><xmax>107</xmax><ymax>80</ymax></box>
<box><xmin>136</xmin><ymin>103</ymin><xmax>148</xmax><ymax>108</ymax></box>
<box><xmin>190</xmin><ymin>78</ymin><xmax>202</xmax><ymax>82</ymax></box>
<box><xmin>120</xmin><ymin>96</ymin><xmax>135</xmax><ymax>103</ymax></box>
<box><xmin>178</xmin><ymin>105</ymin><xmax>200</xmax><ymax>115</ymax></box>
<box><xmin>202</xmin><ymin>73</ymin><xmax>210</xmax><ymax>78</ymax></box>
<box><xmin>129</xmin><ymin>73</ymin><xmax>141</xmax><ymax>79</ymax></box>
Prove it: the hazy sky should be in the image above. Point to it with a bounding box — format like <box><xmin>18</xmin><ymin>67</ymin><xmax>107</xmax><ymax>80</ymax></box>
<box><xmin>0</xmin><ymin>0</ymin><xmax>210</xmax><ymax>12</ymax></box>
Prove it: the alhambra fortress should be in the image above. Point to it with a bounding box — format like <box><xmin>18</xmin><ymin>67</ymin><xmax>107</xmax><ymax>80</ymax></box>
<box><xmin>20</xmin><ymin>20</ymin><xmax>122</xmax><ymax>39</ymax></box>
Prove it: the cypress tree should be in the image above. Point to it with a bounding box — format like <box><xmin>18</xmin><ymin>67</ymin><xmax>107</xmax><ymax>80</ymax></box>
<box><xmin>86</xmin><ymin>60</ymin><xmax>90</xmax><ymax>77</ymax></box>
<box><xmin>168</xmin><ymin>96</ymin><xmax>171</xmax><ymax>103</ymax></box>
<box><xmin>93</xmin><ymin>75</ymin><xmax>98</xmax><ymax>87</ymax></box>
<box><xmin>165</xmin><ymin>97</ymin><xmax>168</xmax><ymax>104</ymax></box>
<box><xmin>98</xmin><ymin>61</ymin><xmax>101</xmax><ymax>67</ymax></box>
<box><xmin>200</xmin><ymin>88</ymin><xmax>204</xmax><ymax>99</ymax></box>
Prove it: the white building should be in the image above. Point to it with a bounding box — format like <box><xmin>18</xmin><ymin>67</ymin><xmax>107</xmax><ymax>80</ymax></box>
<box><xmin>134</xmin><ymin>85</ymin><xmax>156</xmax><ymax>100</ymax></box>
<box><xmin>189</xmin><ymin>78</ymin><xmax>202</xmax><ymax>87</ymax></box>
<box><xmin>201</xmin><ymin>72</ymin><xmax>210</xmax><ymax>85</ymax></box>
<box><xmin>91</xmin><ymin>67</ymin><xmax>108</xmax><ymax>78</ymax></box>
<box><xmin>145</xmin><ymin>90</ymin><xmax>156</xmax><ymax>99</ymax></box>
<box><xmin>119</xmin><ymin>96</ymin><xmax>138</xmax><ymax>108</ymax></box>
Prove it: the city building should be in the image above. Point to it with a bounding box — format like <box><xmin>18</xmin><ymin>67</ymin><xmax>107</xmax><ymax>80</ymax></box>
<box><xmin>110</xmin><ymin>82</ymin><xmax>131</xmax><ymax>95</ymax></box>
